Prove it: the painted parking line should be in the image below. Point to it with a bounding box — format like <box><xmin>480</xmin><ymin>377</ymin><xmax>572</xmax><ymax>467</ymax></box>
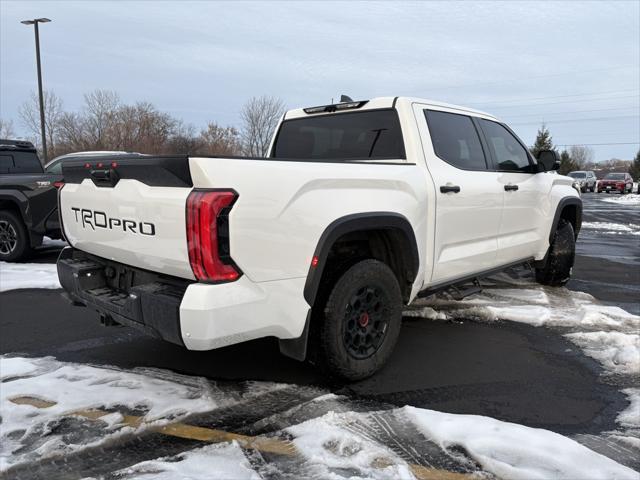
<box><xmin>9</xmin><ymin>395</ymin><xmax>474</xmax><ymax>480</ymax></box>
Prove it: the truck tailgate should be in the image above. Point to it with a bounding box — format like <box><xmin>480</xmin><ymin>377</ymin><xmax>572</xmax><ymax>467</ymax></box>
<box><xmin>60</xmin><ymin>156</ymin><xmax>195</xmax><ymax>280</ymax></box>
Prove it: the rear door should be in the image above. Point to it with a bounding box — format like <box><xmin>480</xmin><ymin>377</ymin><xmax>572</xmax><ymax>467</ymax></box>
<box><xmin>477</xmin><ymin>119</ymin><xmax>549</xmax><ymax>264</ymax></box>
<box><xmin>414</xmin><ymin>105</ymin><xmax>503</xmax><ymax>283</ymax></box>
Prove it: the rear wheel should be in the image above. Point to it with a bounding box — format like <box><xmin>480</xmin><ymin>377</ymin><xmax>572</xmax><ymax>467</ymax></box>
<box><xmin>314</xmin><ymin>259</ymin><xmax>402</xmax><ymax>381</ymax></box>
<box><xmin>0</xmin><ymin>211</ymin><xmax>31</xmax><ymax>262</ymax></box>
<box><xmin>535</xmin><ymin>219</ymin><xmax>575</xmax><ymax>287</ymax></box>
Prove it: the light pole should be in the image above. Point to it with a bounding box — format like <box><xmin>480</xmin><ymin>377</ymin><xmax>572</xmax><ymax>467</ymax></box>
<box><xmin>21</xmin><ymin>17</ymin><xmax>51</xmax><ymax>163</ymax></box>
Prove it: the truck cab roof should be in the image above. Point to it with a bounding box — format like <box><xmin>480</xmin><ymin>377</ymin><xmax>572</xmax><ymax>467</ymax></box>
<box><xmin>284</xmin><ymin>96</ymin><xmax>498</xmax><ymax>121</ymax></box>
<box><xmin>0</xmin><ymin>139</ymin><xmax>37</xmax><ymax>152</ymax></box>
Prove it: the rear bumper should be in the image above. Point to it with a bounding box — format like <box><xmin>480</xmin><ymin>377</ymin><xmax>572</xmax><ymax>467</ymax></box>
<box><xmin>57</xmin><ymin>247</ymin><xmax>310</xmax><ymax>351</ymax></box>
<box><xmin>57</xmin><ymin>247</ymin><xmax>189</xmax><ymax>346</ymax></box>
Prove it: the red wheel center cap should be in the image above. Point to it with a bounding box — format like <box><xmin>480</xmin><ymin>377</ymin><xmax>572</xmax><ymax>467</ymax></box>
<box><xmin>358</xmin><ymin>312</ymin><xmax>370</xmax><ymax>327</ymax></box>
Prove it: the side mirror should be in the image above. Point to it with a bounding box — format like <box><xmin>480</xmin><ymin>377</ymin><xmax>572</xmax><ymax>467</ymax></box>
<box><xmin>536</xmin><ymin>150</ymin><xmax>560</xmax><ymax>172</ymax></box>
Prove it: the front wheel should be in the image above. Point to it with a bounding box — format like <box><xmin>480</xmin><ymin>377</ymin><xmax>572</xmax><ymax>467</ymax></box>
<box><xmin>0</xmin><ymin>210</ymin><xmax>32</xmax><ymax>262</ymax></box>
<box><xmin>535</xmin><ymin>219</ymin><xmax>575</xmax><ymax>287</ymax></box>
<box><xmin>314</xmin><ymin>259</ymin><xmax>402</xmax><ymax>381</ymax></box>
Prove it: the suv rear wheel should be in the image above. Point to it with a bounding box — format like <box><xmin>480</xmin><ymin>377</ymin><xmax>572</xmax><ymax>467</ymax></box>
<box><xmin>0</xmin><ymin>210</ymin><xmax>31</xmax><ymax>262</ymax></box>
<box><xmin>314</xmin><ymin>259</ymin><xmax>402</xmax><ymax>381</ymax></box>
<box><xmin>535</xmin><ymin>219</ymin><xmax>575</xmax><ymax>287</ymax></box>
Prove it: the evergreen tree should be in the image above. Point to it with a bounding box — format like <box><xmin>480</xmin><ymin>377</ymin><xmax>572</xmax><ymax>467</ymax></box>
<box><xmin>628</xmin><ymin>149</ymin><xmax>640</xmax><ymax>181</ymax></box>
<box><xmin>530</xmin><ymin>123</ymin><xmax>554</xmax><ymax>158</ymax></box>
<box><xmin>558</xmin><ymin>149</ymin><xmax>579</xmax><ymax>175</ymax></box>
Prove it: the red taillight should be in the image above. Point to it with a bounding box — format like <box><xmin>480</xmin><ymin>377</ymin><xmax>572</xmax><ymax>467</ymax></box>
<box><xmin>186</xmin><ymin>189</ymin><xmax>241</xmax><ymax>283</ymax></box>
<box><xmin>53</xmin><ymin>181</ymin><xmax>65</xmax><ymax>189</ymax></box>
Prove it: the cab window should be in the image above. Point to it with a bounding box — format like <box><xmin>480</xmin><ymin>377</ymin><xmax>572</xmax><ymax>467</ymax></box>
<box><xmin>46</xmin><ymin>161</ymin><xmax>63</xmax><ymax>174</ymax></box>
<box><xmin>424</xmin><ymin>110</ymin><xmax>488</xmax><ymax>170</ymax></box>
<box><xmin>479</xmin><ymin>119</ymin><xmax>532</xmax><ymax>173</ymax></box>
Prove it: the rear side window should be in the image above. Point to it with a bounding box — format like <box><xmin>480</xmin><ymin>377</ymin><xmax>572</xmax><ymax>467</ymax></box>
<box><xmin>0</xmin><ymin>155</ymin><xmax>14</xmax><ymax>173</ymax></box>
<box><xmin>479</xmin><ymin>120</ymin><xmax>532</xmax><ymax>173</ymax></box>
<box><xmin>424</xmin><ymin>110</ymin><xmax>487</xmax><ymax>170</ymax></box>
<box><xmin>9</xmin><ymin>151</ymin><xmax>43</xmax><ymax>173</ymax></box>
<box><xmin>272</xmin><ymin>109</ymin><xmax>405</xmax><ymax>160</ymax></box>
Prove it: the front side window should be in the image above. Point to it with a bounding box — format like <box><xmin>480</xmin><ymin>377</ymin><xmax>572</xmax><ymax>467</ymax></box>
<box><xmin>424</xmin><ymin>110</ymin><xmax>487</xmax><ymax>170</ymax></box>
<box><xmin>272</xmin><ymin>109</ymin><xmax>405</xmax><ymax>160</ymax></box>
<box><xmin>479</xmin><ymin>120</ymin><xmax>532</xmax><ymax>173</ymax></box>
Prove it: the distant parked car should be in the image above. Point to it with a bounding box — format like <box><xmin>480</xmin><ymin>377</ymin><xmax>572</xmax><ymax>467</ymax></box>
<box><xmin>44</xmin><ymin>151</ymin><xmax>140</xmax><ymax>175</ymax></box>
<box><xmin>597</xmin><ymin>172</ymin><xmax>634</xmax><ymax>194</ymax></box>
<box><xmin>568</xmin><ymin>170</ymin><xmax>597</xmax><ymax>192</ymax></box>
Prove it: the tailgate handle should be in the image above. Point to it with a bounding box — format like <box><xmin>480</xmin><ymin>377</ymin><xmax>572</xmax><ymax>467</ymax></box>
<box><xmin>90</xmin><ymin>168</ymin><xmax>119</xmax><ymax>187</ymax></box>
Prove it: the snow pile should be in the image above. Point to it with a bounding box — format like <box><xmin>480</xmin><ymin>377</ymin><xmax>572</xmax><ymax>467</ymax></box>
<box><xmin>403</xmin><ymin>407</ymin><xmax>637</xmax><ymax>480</ymax></box>
<box><xmin>0</xmin><ymin>356</ymin><xmax>218</xmax><ymax>470</ymax></box>
<box><xmin>409</xmin><ymin>279</ymin><xmax>640</xmax><ymax>377</ymax></box>
<box><xmin>581</xmin><ymin>221</ymin><xmax>640</xmax><ymax>235</ymax></box>
<box><xmin>0</xmin><ymin>262</ymin><xmax>61</xmax><ymax>292</ymax></box>
<box><xmin>288</xmin><ymin>411</ymin><xmax>415</xmax><ymax>479</ymax></box>
<box><xmin>41</xmin><ymin>236</ymin><xmax>67</xmax><ymax>248</ymax></box>
<box><xmin>617</xmin><ymin>388</ymin><xmax>640</xmax><ymax>429</ymax></box>
<box><xmin>0</xmin><ymin>356</ymin><xmax>39</xmax><ymax>380</ymax></box>
<box><xmin>115</xmin><ymin>441</ymin><xmax>260</xmax><ymax>480</ymax></box>
<box><xmin>601</xmin><ymin>194</ymin><xmax>640</xmax><ymax>206</ymax></box>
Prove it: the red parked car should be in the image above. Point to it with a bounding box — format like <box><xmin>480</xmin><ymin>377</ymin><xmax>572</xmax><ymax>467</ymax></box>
<box><xmin>597</xmin><ymin>172</ymin><xmax>634</xmax><ymax>194</ymax></box>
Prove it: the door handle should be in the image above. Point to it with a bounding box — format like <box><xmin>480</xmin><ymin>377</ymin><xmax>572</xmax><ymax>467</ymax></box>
<box><xmin>440</xmin><ymin>185</ymin><xmax>461</xmax><ymax>193</ymax></box>
<box><xmin>504</xmin><ymin>184</ymin><xmax>519</xmax><ymax>191</ymax></box>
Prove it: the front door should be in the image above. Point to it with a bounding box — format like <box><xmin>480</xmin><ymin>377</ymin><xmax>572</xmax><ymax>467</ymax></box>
<box><xmin>477</xmin><ymin>119</ymin><xmax>548</xmax><ymax>264</ymax></box>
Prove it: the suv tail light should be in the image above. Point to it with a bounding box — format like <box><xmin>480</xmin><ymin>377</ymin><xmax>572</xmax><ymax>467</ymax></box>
<box><xmin>186</xmin><ymin>189</ymin><xmax>241</xmax><ymax>283</ymax></box>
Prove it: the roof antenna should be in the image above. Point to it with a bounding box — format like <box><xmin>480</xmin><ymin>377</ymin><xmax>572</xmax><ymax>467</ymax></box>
<box><xmin>340</xmin><ymin>95</ymin><xmax>353</xmax><ymax>103</ymax></box>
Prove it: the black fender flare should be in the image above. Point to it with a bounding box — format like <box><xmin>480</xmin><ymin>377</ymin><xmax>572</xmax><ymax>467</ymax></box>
<box><xmin>303</xmin><ymin>212</ymin><xmax>419</xmax><ymax>307</ymax></box>
<box><xmin>549</xmin><ymin>196</ymin><xmax>582</xmax><ymax>242</ymax></box>
<box><xmin>0</xmin><ymin>191</ymin><xmax>31</xmax><ymax>227</ymax></box>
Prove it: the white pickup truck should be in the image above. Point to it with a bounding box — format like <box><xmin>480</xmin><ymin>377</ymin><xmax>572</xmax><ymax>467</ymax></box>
<box><xmin>57</xmin><ymin>97</ymin><xmax>581</xmax><ymax>380</ymax></box>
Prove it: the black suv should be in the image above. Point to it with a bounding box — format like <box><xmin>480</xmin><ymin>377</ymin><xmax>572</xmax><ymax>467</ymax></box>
<box><xmin>0</xmin><ymin>139</ymin><xmax>63</xmax><ymax>261</ymax></box>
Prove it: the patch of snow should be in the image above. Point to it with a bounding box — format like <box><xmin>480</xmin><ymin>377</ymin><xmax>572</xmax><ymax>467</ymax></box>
<box><xmin>116</xmin><ymin>441</ymin><xmax>260</xmax><ymax>480</ymax></box>
<box><xmin>566</xmin><ymin>331</ymin><xmax>640</xmax><ymax>376</ymax></box>
<box><xmin>0</xmin><ymin>357</ymin><xmax>39</xmax><ymax>380</ymax></box>
<box><xmin>404</xmin><ymin>406</ymin><xmax>638</xmax><ymax>480</ymax></box>
<box><xmin>41</xmin><ymin>236</ymin><xmax>67</xmax><ymax>248</ymax></box>
<box><xmin>0</xmin><ymin>262</ymin><xmax>61</xmax><ymax>292</ymax></box>
<box><xmin>617</xmin><ymin>388</ymin><xmax>640</xmax><ymax>429</ymax></box>
<box><xmin>601</xmin><ymin>194</ymin><xmax>640</xmax><ymax>206</ymax></box>
<box><xmin>288</xmin><ymin>411</ymin><xmax>416</xmax><ymax>480</ymax></box>
<box><xmin>0</xmin><ymin>356</ymin><xmax>218</xmax><ymax>470</ymax></box>
<box><xmin>403</xmin><ymin>306</ymin><xmax>447</xmax><ymax>320</ymax></box>
<box><xmin>581</xmin><ymin>221</ymin><xmax>640</xmax><ymax>235</ymax></box>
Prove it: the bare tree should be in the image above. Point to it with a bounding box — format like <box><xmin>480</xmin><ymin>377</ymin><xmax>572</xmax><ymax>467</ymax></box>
<box><xmin>199</xmin><ymin>122</ymin><xmax>242</xmax><ymax>156</ymax></box>
<box><xmin>0</xmin><ymin>119</ymin><xmax>15</xmax><ymax>138</ymax></box>
<box><xmin>18</xmin><ymin>90</ymin><xmax>64</xmax><ymax>157</ymax></box>
<box><xmin>568</xmin><ymin>145</ymin><xmax>594</xmax><ymax>169</ymax></box>
<box><xmin>240</xmin><ymin>95</ymin><xmax>285</xmax><ymax>157</ymax></box>
<box><xmin>82</xmin><ymin>90</ymin><xmax>120</xmax><ymax>149</ymax></box>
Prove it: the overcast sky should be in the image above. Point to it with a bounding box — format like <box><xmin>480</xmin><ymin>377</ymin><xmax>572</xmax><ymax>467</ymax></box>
<box><xmin>1</xmin><ymin>0</ymin><xmax>638</xmax><ymax>160</ymax></box>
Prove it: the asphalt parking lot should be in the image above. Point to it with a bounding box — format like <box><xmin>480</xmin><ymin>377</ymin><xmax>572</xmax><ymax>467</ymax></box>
<box><xmin>1</xmin><ymin>192</ymin><xmax>638</xmax><ymax>478</ymax></box>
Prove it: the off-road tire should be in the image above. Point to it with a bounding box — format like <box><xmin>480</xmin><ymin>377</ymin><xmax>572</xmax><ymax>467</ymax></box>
<box><xmin>535</xmin><ymin>219</ymin><xmax>575</xmax><ymax>287</ymax></box>
<box><xmin>0</xmin><ymin>210</ymin><xmax>31</xmax><ymax>262</ymax></box>
<box><xmin>314</xmin><ymin>259</ymin><xmax>402</xmax><ymax>381</ymax></box>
